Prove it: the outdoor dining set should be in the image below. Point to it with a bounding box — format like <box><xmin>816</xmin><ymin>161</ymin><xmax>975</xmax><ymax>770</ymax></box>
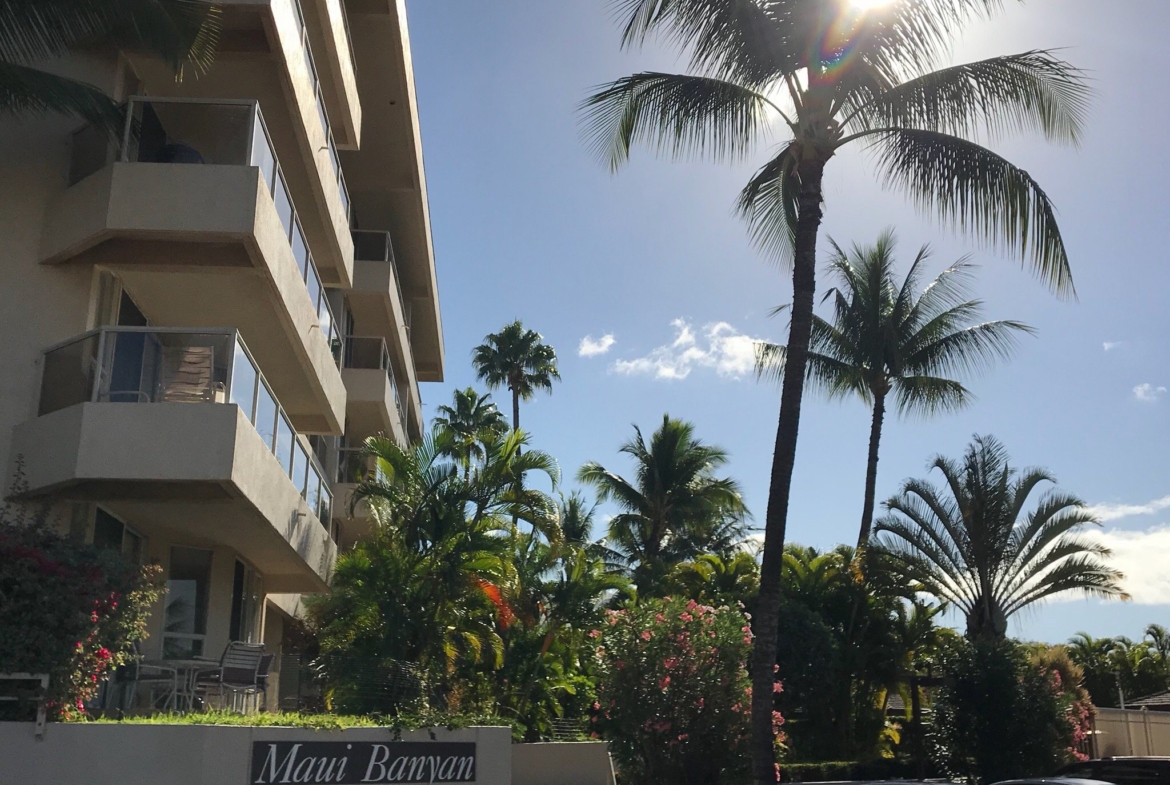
<box><xmin>100</xmin><ymin>641</ymin><xmax>274</xmax><ymax>714</ymax></box>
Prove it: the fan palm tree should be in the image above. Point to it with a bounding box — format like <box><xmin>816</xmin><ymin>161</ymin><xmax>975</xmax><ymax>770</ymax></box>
<box><xmin>433</xmin><ymin>387</ymin><xmax>508</xmax><ymax>478</ymax></box>
<box><xmin>874</xmin><ymin>435</ymin><xmax>1126</xmax><ymax>642</ymax></box>
<box><xmin>757</xmin><ymin>230</ymin><xmax>1032</xmax><ymax>554</ymax></box>
<box><xmin>472</xmin><ymin>320</ymin><xmax>561</xmax><ymax>433</ymax></box>
<box><xmin>2</xmin><ymin>0</ymin><xmax>221</xmax><ymax>136</ymax></box>
<box><xmin>582</xmin><ymin>3</ymin><xmax>1086</xmax><ymax>774</ymax></box>
<box><xmin>577</xmin><ymin>414</ymin><xmax>749</xmax><ymax>591</ymax></box>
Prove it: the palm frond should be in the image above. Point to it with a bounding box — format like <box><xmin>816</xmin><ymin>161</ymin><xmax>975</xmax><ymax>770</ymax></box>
<box><xmin>735</xmin><ymin>142</ymin><xmax>799</xmax><ymax>263</ymax></box>
<box><xmin>582</xmin><ymin>71</ymin><xmax>771</xmax><ymax>171</ymax></box>
<box><xmin>0</xmin><ymin>60</ymin><xmax>123</xmax><ymax>135</ymax></box>
<box><xmin>863</xmin><ymin>127</ymin><xmax>1073</xmax><ymax>295</ymax></box>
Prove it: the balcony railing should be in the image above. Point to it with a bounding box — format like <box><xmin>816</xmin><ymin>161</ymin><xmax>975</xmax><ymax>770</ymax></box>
<box><xmin>291</xmin><ymin>0</ymin><xmax>351</xmax><ymax>222</ymax></box>
<box><xmin>38</xmin><ymin>327</ymin><xmax>333</xmax><ymax>526</ymax></box>
<box><xmin>342</xmin><ymin>335</ymin><xmax>406</xmax><ymax>426</ymax></box>
<box><xmin>117</xmin><ymin>96</ymin><xmax>342</xmax><ymax>362</ymax></box>
<box><xmin>351</xmin><ymin>229</ymin><xmax>411</xmax><ymax>333</ymax></box>
<box><xmin>335</xmin><ymin>446</ymin><xmax>377</xmax><ymax>485</ymax></box>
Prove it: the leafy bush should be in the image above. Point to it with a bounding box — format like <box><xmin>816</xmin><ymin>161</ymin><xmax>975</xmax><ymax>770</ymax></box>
<box><xmin>930</xmin><ymin>639</ymin><xmax>1079</xmax><ymax>784</ymax></box>
<box><xmin>778</xmin><ymin>758</ymin><xmax>936</xmax><ymax>782</ymax></box>
<box><xmin>0</xmin><ymin>498</ymin><xmax>160</xmax><ymax>719</ymax></box>
<box><xmin>592</xmin><ymin>597</ymin><xmax>779</xmax><ymax>785</ymax></box>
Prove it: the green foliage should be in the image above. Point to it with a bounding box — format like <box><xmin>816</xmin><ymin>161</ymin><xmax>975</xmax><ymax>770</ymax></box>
<box><xmin>76</xmin><ymin>709</ymin><xmax>509</xmax><ymax>733</ymax></box>
<box><xmin>773</xmin><ymin>545</ymin><xmax>947</xmax><ymax>762</ymax></box>
<box><xmin>1</xmin><ymin>0</ymin><xmax>221</xmax><ymax>135</ymax></box>
<box><xmin>779</xmin><ymin>758</ymin><xmax>937</xmax><ymax>783</ymax></box>
<box><xmin>662</xmin><ymin>551</ymin><xmax>760</xmax><ymax>610</ymax></box>
<box><xmin>578</xmin><ymin>415</ymin><xmax>749</xmax><ymax>592</ymax></box>
<box><xmin>1067</xmin><ymin>628</ymin><xmax>1170</xmax><ymax>708</ymax></box>
<box><xmin>0</xmin><ymin>493</ymin><xmax>160</xmax><ymax>720</ymax></box>
<box><xmin>876</xmin><ymin>434</ymin><xmax>1126</xmax><ymax>640</ymax></box>
<box><xmin>930</xmin><ymin>639</ymin><xmax>1079</xmax><ymax>784</ymax></box>
<box><xmin>593</xmin><ymin>597</ymin><xmax>767</xmax><ymax>785</ymax></box>
<box><xmin>472</xmin><ymin>320</ymin><xmax>560</xmax><ymax>430</ymax></box>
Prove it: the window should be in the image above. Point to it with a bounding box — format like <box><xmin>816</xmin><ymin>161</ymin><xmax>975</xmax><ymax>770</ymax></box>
<box><xmin>91</xmin><ymin>508</ymin><xmax>143</xmax><ymax>563</ymax></box>
<box><xmin>163</xmin><ymin>547</ymin><xmax>213</xmax><ymax>659</ymax></box>
<box><xmin>229</xmin><ymin>559</ymin><xmax>263</xmax><ymax>643</ymax></box>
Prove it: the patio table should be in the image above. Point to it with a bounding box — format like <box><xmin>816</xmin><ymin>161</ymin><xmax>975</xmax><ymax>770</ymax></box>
<box><xmin>141</xmin><ymin>658</ymin><xmax>219</xmax><ymax>712</ymax></box>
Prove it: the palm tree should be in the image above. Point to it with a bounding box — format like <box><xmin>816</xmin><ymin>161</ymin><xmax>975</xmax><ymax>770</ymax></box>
<box><xmin>757</xmin><ymin>230</ymin><xmax>1032</xmax><ymax>554</ymax></box>
<box><xmin>433</xmin><ymin>387</ymin><xmax>508</xmax><ymax>478</ymax></box>
<box><xmin>2</xmin><ymin>0</ymin><xmax>221</xmax><ymax>135</ymax></box>
<box><xmin>472</xmin><ymin>320</ymin><xmax>561</xmax><ymax>433</ymax></box>
<box><xmin>874</xmin><ymin>435</ymin><xmax>1126</xmax><ymax>642</ymax></box>
<box><xmin>582</xmin><ymin>3</ymin><xmax>1086</xmax><ymax>775</ymax></box>
<box><xmin>578</xmin><ymin>414</ymin><xmax>748</xmax><ymax>590</ymax></box>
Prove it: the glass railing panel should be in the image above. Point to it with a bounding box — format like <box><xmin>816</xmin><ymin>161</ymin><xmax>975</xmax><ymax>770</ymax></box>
<box><xmin>336</xmin><ymin>447</ymin><xmax>374</xmax><ymax>484</ymax></box>
<box><xmin>273</xmin><ymin>168</ymin><xmax>295</xmax><ymax>241</ymax></box>
<box><xmin>39</xmin><ymin>333</ymin><xmax>101</xmax><ymax>415</ymax></box>
<box><xmin>306</xmin><ymin>467</ymin><xmax>321</xmax><ymax>516</ymax></box>
<box><xmin>255</xmin><ymin>378</ymin><xmax>278</xmax><ymax>450</ymax></box>
<box><xmin>319</xmin><ymin>481</ymin><xmax>333</xmax><ymax>525</ymax></box>
<box><xmin>351</xmin><ymin>230</ymin><xmax>390</xmax><ymax>262</ymax></box>
<box><xmin>230</xmin><ymin>342</ymin><xmax>258</xmax><ymax>422</ymax></box>
<box><xmin>292</xmin><ymin>219</ymin><xmax>311</xmax><ymax>280</ymax></box>
<box><xmin>292</xmin><ymin>440</ymin><xmax>309</xmax><ymax>496</ymax></box>
<box><xmin>275</xmin><ymin>413</ymin><xmax>294</xmax><ymax>476</ymax></box>
<box><xmin>126</xmin><ymin>100</ymin><xmax>252</xmax><ymax>166</ymax></box>
<box><xmin>96</xmin><ymin>331</ymin><xmax>231</xmax><ymax>405</ymax></box>
<box><xmin>250</xmin><ymin>110</ymin><xmax>277</xmax><ymax>191</ymax></box>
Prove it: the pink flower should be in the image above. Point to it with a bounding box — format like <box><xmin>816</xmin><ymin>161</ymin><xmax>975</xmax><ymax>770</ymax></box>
<box><xmin>680</xmin><ymin>612</ymin><xmax>694</xmax><ymax>622</ymax></box>
<box><xmin>686</xmin><ymin>599</ymin><xmax>699</xmax><ymax>611</ymax></box>
<box><xmin>655</xmin><ymin>613</ymin><xmax>666</xmax><ymax>623</ymax></box>
<box><xmin>773</xmin><ymin>681</ymin><xmax>784</xmax><ymax>694</ymax></box>
<box><xmin>641</xmin><ymin>630</ymin><xmax>652</xmax><ymax>641</ymax></box>
<box><xmin>772</xmin><ymin>710</ymin><xmax>786</xmax><ymax>733</ymax></box>
<box><xmin>588</xmin><ymin>629</ymin><xmax>601</xmax><ymax>639</ymax></box>
<box><xmin>677</xmin><ymin>733</ymin><xmax>689</xmax><ymax>742</ymax></box>
<box><xmin>593</xmin><ymin>701</ymin><xmax>601</xmax><ymax>710</ymax></box>
<box><xmin>663</xmin><ymin>657</ymin><xmax>680</xmax><ymax>670</ymax></box>
<box><xmin>96</xmin><ymin>647</ymin><xmax>111</xmax><ymax>661</ymax></box>
<box><xmin>659</xmin><ymin>676</ymin><xmax>671</xmax><ymax>690</ymax></box>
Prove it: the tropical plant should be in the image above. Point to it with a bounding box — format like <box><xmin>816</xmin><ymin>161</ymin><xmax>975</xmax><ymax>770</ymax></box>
<box><xmin>757</xmin><ymin>231</ymin><xmax>1032</xmax><ymax>554</ymax></box>
<box><xmin>1</xmin><ymin>0</ymin><xmax>221</xmax><ymax>135</ymax></box>
<box><xmin>663</xmin><ymin>551</ymin><xmax>761</xmax><ymax>610</ymax></box>
<box><xmin>875</xmin><ymin>435</ymin><xmax>1126</xmax><ymax>641</ymax></box>
<box><xmin>472</xmin><ymin>320</ymin><xmax>561</xmax><ymax>432</ymax></box>
<box><xmin>582</xmin><ymin>1</ymin><xmax>1087</xmax><ymax>774</ymax></box>
<box><xmin>578</xmin><ymin>415</ymin><xmax>749</xmax><ymax>591</ymax></box>
<box><xmin>309</xmin><ymin>428</ymin><xmax>561</xmax><ymax>709</ymax></box>
<box><xmin>0</xmin><ymin>485</ymin><xmax>161</xmax><ymax>720</ymax></box>
<box><xmin>433</xmin><ymin>387</ymin><xmax>508</xmax><ymax>478</ymax></box>
<box><xmin>930</xmin><ymin>639</ymin><xmax>1082</xmax><ymax>783</ymax></box>
<box><xmin>593</xmin><ymin>596</ymin><xmax>771</xmax><ymax>785</ymax></box>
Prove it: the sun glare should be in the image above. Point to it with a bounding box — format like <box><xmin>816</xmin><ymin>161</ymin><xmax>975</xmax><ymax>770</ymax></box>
<box><xmin>851</xmin><ymin>0</ymin><xmax>894</xmax><ymax>9</ymax></box>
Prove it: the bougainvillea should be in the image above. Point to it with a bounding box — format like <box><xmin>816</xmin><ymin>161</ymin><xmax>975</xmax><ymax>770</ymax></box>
<box><xmin>592</xmin><ymin>596</ymin><xmax>783</xmax><ymax>785</ymax></box>
<box><xmin>0</xmin><ymin>506</ymin><xmax>160</xmax><ymax>720</ymax></box>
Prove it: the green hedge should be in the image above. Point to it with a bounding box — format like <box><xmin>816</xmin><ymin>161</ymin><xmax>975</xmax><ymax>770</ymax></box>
<box><xmin>780</xmin><ymin>758</ymin><xmax>935</xmax><ymax>782</ymax></box>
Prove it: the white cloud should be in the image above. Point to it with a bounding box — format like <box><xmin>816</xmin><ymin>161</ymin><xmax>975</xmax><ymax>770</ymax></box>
<box><xmin>1079</xmin><ymin>526</ymin><xmax>1170</xmax><ymax>604</ymax></box>
<box><xmin>578</xmin><ymin>334</ymin><xmax>616</xmax><ymax>358</ymax></box>
<box><xmin>1086</xmin><ymin>495</ymin><xmax>1170</xmax><ymax>522</ymax></box>
<box><xmin>1103</xmin><ymin>341</ymin><xmax>1124</xmax><ymax>351</ymax></box>
<box><xmin>1133</xmin><ymin>383</ymin><xmax>1167</xmax><ymax>402</ymax></box>
<box><xmin>610</xmin><ymin>319</ymin><xmax>762</xmax><ymax>381</ymax></box>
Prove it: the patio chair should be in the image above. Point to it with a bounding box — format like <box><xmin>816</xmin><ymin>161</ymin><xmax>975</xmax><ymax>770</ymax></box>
<box><xmin>253</xmin><ymin>654</ymin><xmax>275</xmax><ymax>713</ymax></box>
<box><xmin>157</xmin><ymin>345</ymin><xmax>224</xmax><ymax>403</ymax></box>
<box><xmin>195</xmin><ymin>641</ymin><xmax>266</xmax><ymax>712</ymax></box>
<box><xmin>107</xmin><ymin>644</ymin><xmax>178</xmax><ymax>711</ymax></box>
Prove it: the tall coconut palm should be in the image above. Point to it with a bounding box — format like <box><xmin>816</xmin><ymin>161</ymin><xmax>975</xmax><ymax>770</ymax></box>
<box><xmin>582</xmin><ymin>3</ymin><xmax>1086</xmax><ymax>774</ymax></box>
<box><xmin>577</xmin><ymin>414</ymin><xmax>749</xmax><ymax>590</ymax></box>
<box><xmin>874</xmin><ymin>435</ymin><xmax>1126</xmax><ymax>642</ymax></box>
<box><xmin>433</xmin><ymin>387</ymin><xmax>508</xmax><ymax>478</ymax></box>
<box><xmin>757</xmin><ymin>230</ymin><xmax>1032</xmax><ymax>555</ymax></box>
<box><xmin>2</xmin><ymin>0</ymin><xmax>221</xmax><ymax>135</ymax></box>
<box><xmin>472</xmin><ymin>321</ymin><xmax>561</xmax><ymax>433</ymax></box>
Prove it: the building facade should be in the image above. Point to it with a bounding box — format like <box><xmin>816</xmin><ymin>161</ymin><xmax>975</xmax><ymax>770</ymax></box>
<box><xmin>0</xmin><ymin>0</ymin><xmax>441</xmax><ymax>701</ymax></box>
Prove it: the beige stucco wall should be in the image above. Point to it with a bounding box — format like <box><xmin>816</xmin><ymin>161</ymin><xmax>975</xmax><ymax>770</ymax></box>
<box><xmin>511</xmin><ymin>743</ymin><xmax>616</xmax><ymax>785</ymax></box>
<box><xmin>0</xmin><ymin>724</ymin><xmax>512</xmax><ymax>785</ymax></box>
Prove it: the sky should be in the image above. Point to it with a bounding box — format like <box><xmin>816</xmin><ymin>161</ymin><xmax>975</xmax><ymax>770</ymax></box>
<box><xmin>403</xmin><ymin>0</ymin><xmax>1170</xmax><ymax>644</ymax></box>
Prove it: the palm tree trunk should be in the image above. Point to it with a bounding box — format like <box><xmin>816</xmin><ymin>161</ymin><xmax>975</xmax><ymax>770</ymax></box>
<box><xmin>751</xmin><ymin>158</ymin><xmax>827</xmax><ymax>785</ymax></box>
<box><xmin>512</xmin><ymin>388</ymin><xmax>521</xmax><ymax>433</ymax></box>
<box><xmin>856</xmin><ymin>391</ymin><xmax>887</xmax><ymax>552</ymax></box>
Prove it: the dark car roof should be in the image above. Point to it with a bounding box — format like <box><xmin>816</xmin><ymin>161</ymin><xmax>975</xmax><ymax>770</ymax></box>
<box><xmin>993</xmin><ymin>778</ymin><xmax>1114</xmax><ymax>785</ymax></box>
<box><xmin>1057</xmin><ymin>758</ymin><xmax>1170</xmax><ymax>785</ymax></box>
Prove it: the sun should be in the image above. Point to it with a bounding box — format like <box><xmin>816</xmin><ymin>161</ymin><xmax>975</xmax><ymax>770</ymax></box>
<box><xmin>850</xmin><ymin>0</ymin><xmax>895</xmax><ymax>9</ymax></box>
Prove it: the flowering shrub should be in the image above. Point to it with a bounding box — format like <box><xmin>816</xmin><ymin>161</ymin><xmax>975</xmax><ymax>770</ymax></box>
<box><xmin>0</xmin><ymin>508</ymin><xmax>160</xmax><ymax>720</ymax></box>
<box><xmin>931</xmin><ymin>639</ymin><xmax>1081</xmax><ymax>784</ymax></box>
<box><xmin>592</xmin><ymin>597</ymin><xmax>782</xmax><ymax>785</ymax></box>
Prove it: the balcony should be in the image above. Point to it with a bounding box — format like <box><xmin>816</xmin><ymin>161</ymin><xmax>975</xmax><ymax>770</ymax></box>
<box><xmin>340</xmin><ymin>335</ymin><xmax>406</xmax><ymax>446</ymax></box>
<box><xmin>331</xmin><ymin>446</ymin><xmax>375</xmax><ymax>548</ymax></box>
<box><xmin>10</xmin><ymin>328</ymin><xmax>338</xmax><ymax>591</ymax></box>
<box><xmin>43</xmin><ymin>98</ymin><xmax>346</xmax><ymax>434</ymax></box>
<box><xmin>348</xmin><ymin>229</ymin><xmax>421</xmax><ymax>438</ymax></box>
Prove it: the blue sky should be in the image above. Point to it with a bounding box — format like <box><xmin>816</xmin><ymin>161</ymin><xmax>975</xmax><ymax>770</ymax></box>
<box><xmin>404</xmin><ymin>0</ymin><xmax>1170</xmax><ymax>644</ymax></box>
